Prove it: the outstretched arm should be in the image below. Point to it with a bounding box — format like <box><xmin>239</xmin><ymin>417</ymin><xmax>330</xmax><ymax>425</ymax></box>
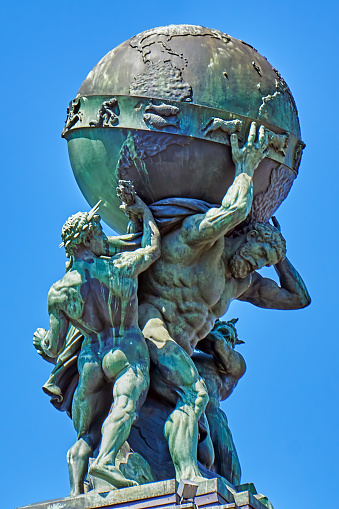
<box><xmin>120</xmin><ymin>196</ymin><xmax>161</xmax><ymax>276</ymax></box>
<box><xmin>33</xmin><ymin>290</ymin><xmax>70</xmax><ymax>360</ymax></box>
<box><xmin>238</xmin><ymin>257</ymin><xmax>311</xmax><ymax>309</ymax></box>
<box><xmin>181</xmin><ymin>122</ymin><xmax>269</xmax><ymax>246</ymax></box>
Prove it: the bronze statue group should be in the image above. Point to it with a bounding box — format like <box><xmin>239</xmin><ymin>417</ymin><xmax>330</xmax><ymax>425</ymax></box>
<box><xmin>34</xmin><ymin>123</ymin><xmax>310</xmax><ymax>496</ymax></box>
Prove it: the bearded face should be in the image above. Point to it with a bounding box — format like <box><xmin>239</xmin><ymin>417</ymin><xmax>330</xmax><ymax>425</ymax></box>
<box><xmin>229</xmin><ymin>240</ymin><xmax>280</xmax><ymax>278</ymax></box>
<box><xmin>229</xmin><ymin>243</ymin><xmax>255</xmax><ymax>278</ymax></box>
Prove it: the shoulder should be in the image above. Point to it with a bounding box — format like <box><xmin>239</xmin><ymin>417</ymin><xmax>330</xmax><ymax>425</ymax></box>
<box><xmin>48</xmin><ymin>271</ymin><xmax>82</xmax><ymax>305</ymax></box>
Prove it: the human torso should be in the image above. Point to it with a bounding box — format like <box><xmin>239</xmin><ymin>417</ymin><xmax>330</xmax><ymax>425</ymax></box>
<box><xmin>53</xmin><ymin>254</ymin><xmax>141</xmax><ymax>349</ymax></box>
<box><xmin>139</xmin><ymin>228</ymin><xmax>251</xmax><ymax>355</ymax></box>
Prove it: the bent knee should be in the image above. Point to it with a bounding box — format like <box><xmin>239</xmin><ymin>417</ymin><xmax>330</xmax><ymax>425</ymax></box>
<box><xmin>67</xmin><ymin>439</ymin><xmax>92</xmax><ymax>464</ymax></box>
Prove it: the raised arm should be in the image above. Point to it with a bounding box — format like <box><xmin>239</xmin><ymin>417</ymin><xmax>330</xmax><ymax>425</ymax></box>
<box><xmin>181</xmin><ymin>122</ymin><xmax>269</xmax><ymax>246</ymax></box>
<box><xmin>238</xmin><ymin>257</ymin><xmax>311</xmax><ymax>309</ymax></box>
<box><xmin>119</xmin><ymin>196</ymin><xmax>161</xmax><ymax>277</ymax></box>
<box><xmin>238</xmin><ymin>217</ymin><xmax>311</xmax><ymax>309</ymax></box>
<box><xmin>105</xmin><ymin>233</ymin><xmax>141</xmax><ymax>255</ymax></box>
<box><xmin>33</xmin><ymin>286</ymin><xmax>70</xmax><ymax>360</ymax></box>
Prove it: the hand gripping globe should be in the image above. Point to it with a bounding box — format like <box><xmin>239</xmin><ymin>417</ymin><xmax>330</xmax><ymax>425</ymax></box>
<box><xmin>62</xmin><ymin>24</ymin><xmax>305</xmax><ymax>233</ymax></box>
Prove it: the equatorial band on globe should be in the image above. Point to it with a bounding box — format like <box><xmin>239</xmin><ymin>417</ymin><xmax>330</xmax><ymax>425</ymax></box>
<box><xmin>62</xmin><ymin>93</ymin><xmax>305</xmax><ymax>175</ymax></box>
<box><xmin>61</xmin><ymin>24</ymin><xmax>305</xmax><ymax>234</ymax></box>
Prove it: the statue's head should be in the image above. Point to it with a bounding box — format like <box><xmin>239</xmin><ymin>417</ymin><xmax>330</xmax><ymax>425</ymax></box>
<box><xmin>208</xmin><ymin>318</ymin><xmax>243</xmax><ymax>349</ymax></box>
<box><xmin>60</xmin><ymin>202</ymin><xmax>108</xmax><ymax>258</ymax></box>
<box><xmin>229</xmin><ymin>222</ymin><xmax>286</xmax><ymax>278</ymax></box>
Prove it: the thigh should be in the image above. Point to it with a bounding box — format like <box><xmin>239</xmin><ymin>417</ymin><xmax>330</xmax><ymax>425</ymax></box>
<box><xmin>113</xmin><ymin>366</ymin><xmax>149</xmax><ymax>411</ymax></box>
<box><xmin>140</xmin><ymin>304</ymin><xmax>200</xmax><ymax>390</ymax></box>
<box><xmin>72</xmin><ymin>367</ymin><xmax>112</xmax><ymax>441</ymax></box>
<box><xmin>77</xmin><ymin>346</ymin><xmax>106</xmax><ymax>398</ymax></box>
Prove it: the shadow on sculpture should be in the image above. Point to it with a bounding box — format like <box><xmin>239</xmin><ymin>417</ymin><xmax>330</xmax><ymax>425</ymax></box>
<box><xmin>32</xmin><ymin>25</ymin><xmax>311</xmax><ymax>509</ymax></box>
<box><xmin>34</xmin><ymin>125</ymin><xmax>310</xmax><ymax>497</ymax></box>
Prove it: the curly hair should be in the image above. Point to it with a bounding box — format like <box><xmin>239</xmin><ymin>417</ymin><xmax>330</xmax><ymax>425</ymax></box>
<box><xmin>207</xmin><ymin>318</ymin><xmax>242</xmax><ymax>348</ymax></box>
<box><xmin>61</xmin><ymin>212</ymin><xmax>101</xmax><ymax>257</ymax></box>
<box><xmin>234</xmin><ymin>222</ymin><xmax>286</xmax><ymax>261</ymax></box>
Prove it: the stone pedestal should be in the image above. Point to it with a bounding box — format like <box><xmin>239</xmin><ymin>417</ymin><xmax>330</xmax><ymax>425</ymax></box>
<box><xmin>18</xmin><ymin>478</ymin><xmax>273</xmax><ymax>509</ymax></box>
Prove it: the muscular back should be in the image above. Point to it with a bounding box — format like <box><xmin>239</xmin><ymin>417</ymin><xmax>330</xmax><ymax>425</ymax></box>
<box><xmin>50</xmin><ymin>255</ymin><xmax>139</xmax><ymax>342</ymax></box>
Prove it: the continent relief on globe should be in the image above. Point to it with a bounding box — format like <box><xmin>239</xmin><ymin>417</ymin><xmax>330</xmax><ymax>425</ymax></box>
<box><xmin>62</xmin><ymin>24</ymin><xmax>305</xmax><ymax>233</ymax></box>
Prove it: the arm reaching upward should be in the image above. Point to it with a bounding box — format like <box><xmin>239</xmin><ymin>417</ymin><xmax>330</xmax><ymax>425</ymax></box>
<box><xmin>105</xmin><ymin>234</ymin><xmax>141</xmax><ymax>255</ymax></box>
<box><xmin>119</xmin><ymin>196</ymin><xmax>161</xmax><ymax>277</ymax></box>
<box><xmin>181</xmin><ymin>122</ymin><xmax>269</xmax><ymax>246</ymax></box>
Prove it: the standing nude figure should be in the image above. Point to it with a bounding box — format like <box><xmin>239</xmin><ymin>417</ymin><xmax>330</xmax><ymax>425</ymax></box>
<box><xmin>138</xmin><ymin>122</ymin><xmax>311</xmax><ymax>483</ymax></box>
<box><xmin>33</xmin><ymin>188</ymin><xmax>160</xmax><ymax>495</ymax></box>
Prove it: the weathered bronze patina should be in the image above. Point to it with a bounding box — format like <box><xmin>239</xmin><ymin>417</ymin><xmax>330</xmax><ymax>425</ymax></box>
<box><xmin>34</xmin><ymin>184</ymin><xmax>160</xmax><ymax>495</ymax></box>
<box><xmin>63</xmin><ymin>25</ymin><xmax>304</xmax><ymax>233</ymax></box>
<box><xmin>31</xmin><ymin>24</ymin><xmax>310</xmax><ymax>509</ymax></box>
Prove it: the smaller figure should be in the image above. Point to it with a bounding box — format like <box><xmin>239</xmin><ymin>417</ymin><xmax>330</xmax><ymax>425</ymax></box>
<box><xmin>33</xmin><ymin>183</ymin><xmax>160</xmax><ymax>495</ymax></box>
<box><xmin>202</xmin><ymin>118</ymin><xmax>243</xmax><ymax>138</ymax></box>
<box><xmin>61</xmin><ymin>98</ymin><xmax>82</xmax><ymax>138</ymax></box>
<box><xmin>194</xmin><ymin>319</ymin><xmax>246</xmax><ymax>486</ymax></box>
<box><xmin>90</xmin><ymin>98</ymin><xmax>119</xmax><ymax>127</ymax></box>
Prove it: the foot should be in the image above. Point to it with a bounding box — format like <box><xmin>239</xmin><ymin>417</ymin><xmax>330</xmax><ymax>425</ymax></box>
<box><xmin>89</xmin><ymin>462</ymin><xmax>139</xmax><ymax>489</ymax></box>
<box><xmin>177</xmin><ymin>474</ymin><xmax>207</xmax><ymax>484</ymax></box>
<box><xmin>69</xmin><ymin>486</ymin><xmax>83</xmax><ymax>497</ymax></box>
<box><xmin>188</xmin><ymin>475</ymin><xmax>206</xmax><ymax>484</ymax></box>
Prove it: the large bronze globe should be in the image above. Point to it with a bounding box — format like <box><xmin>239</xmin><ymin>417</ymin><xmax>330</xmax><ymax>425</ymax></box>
<box><xmin>63</xmin><ymin>24</ymin><xmax>304</xmax><ymax>233</ymax></box>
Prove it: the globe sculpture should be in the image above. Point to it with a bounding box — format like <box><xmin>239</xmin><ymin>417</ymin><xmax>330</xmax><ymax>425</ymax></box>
<box><xmin>28</xmin><ymin>25</ymin><xmax>311</xmax><ymax>509</ymax></box>
<box><xmin>62</xmin><ymin>24</ymin><xmax>304</xmax><ymax>233</ymax></box>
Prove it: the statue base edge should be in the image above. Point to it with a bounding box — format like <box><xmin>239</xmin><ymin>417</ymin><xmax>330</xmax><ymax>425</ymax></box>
<box><xmin>17</xmin><ymin>478</ymin><xmax>272</xmax><ymax>509</ymax></box>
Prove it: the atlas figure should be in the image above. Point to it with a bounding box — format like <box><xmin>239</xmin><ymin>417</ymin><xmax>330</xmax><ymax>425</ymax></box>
<box><xmin>139</xmin><ymin>122</ymin><xmax>311</xmax><ymax>482</ymax></box>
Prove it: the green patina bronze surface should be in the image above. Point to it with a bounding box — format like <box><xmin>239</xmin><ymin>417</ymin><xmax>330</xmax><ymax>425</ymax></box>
<box><xmin>136</xmin><ymin>123</ymin><xmax>310</xmax><ymax>486</ymax></box>
<box><xmin>34</xmin><ymin>120</ymin><xmax>310</xmax><ymax>497</ymax></box>
<box><xmin>34</xmin><ymin>184</ymin><xmax>161</xmax><ymax>495</ymax></box>
<box><xmin>63</xmin><ymin>25</ymin><xmax>304</xmax><ymax>233</ymax></box>
<box><xmin>194</xmin><ymin>319</ymin><xmax>245</xmax><ymax>485</ymax></box>
<box><xmin>32</xmin><ymin>24</ymin><xmax>311</xmax><ymax>506</ymax></box>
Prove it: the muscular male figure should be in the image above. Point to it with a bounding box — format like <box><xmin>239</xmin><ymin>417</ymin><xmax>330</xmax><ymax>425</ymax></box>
<box><xmin>139</xmin><ymin>123</ymin><xmax>310</xmax><ymax>482</ymax></box>
<box><xmin>34</xmin><ymin>194</ymin><xmax>160</xmax><ymax>495</ymax></box>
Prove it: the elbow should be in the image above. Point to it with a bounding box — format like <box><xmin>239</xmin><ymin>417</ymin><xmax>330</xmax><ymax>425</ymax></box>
<box><xmin>296</xmin><ymin>289</ymin><xmax>311</xmax><ymax>309</ymax></box>
<box><xmin>150</xmin><ymin>243</ymin><xmax>161</xmax><ymax>263</ymax></box>
<box><xmin>300</xmin><ymin>294</ymin><xmax>311</xmax><ymax>309</ymax></box>
<box><xmin>151</xmin><ymin>237</ymin><xmax>161</xmax><ymax>262</ymax></box>
<box><xmin>235</xmin><ymin>357</ymin><xmax>247</xmax><ymax>379</ymax></box>
<box><xmin>145</xmin><ymin>244</ymin><xmax>161</xmax><ymax>265</ymax></box>
<box><xmin>289</xmin><ymin>293</ymin><xmax>311</xmax><ymax>310</ymax></box>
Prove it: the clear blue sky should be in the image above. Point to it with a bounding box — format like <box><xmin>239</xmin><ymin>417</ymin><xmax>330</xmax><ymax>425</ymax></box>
<box><xmin>1</xmin><ymin>2</ymin><xmax>338</xmax><ymax>509</ymax></box>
